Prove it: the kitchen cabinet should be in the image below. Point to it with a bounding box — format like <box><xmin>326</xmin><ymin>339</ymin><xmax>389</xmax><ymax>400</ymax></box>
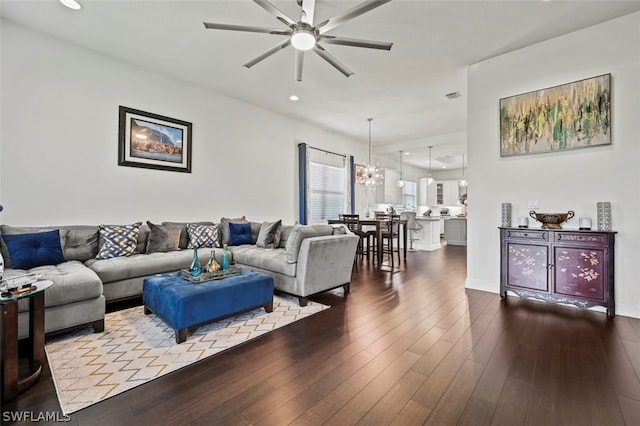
<box><xmin>435</xmin><ymin>180</ymin><xmax>459</xmax><ymax>205</ymax></box>
<box><xmin>499</xmin><ymin>227</ymin><xmax>616</xmax><ymax>318</ymax></box>
<box><xmin>418</xmin><ymin>178</ymin><xmax>437</xmax><ymax>206</ymax></box>
<box><xmin>375</xmin><ymin>168</ymin><xmax>402</xmax><ymax>204</ymax></box>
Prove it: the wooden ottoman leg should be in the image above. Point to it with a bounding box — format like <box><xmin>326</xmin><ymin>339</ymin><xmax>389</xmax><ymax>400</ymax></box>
<box><xmin>144</xmin><ymin>306</ymin><xmax>151</xmax><ymax>315</ymax></box>
<box><xmin>176</xmin><ymin>328</ymin><xmax>188</xmax><ymax>344</ymax></box>
<box><xmin>298</xmin><ymin>297</ymin><xmax>308</xmax><ymax>307</ymax></box>
<box><xmin>264</xmin><ymin>301</ymin><xmax>273</xmax><ymax>313</ymax></box>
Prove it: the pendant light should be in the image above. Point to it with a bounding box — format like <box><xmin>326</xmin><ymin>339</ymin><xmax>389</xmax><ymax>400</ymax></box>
<box><xmin>397</xmin><ymin>150</ymin><xmax>405</xmax><ymax>187</ymax></box>
<box><xmin>362</xmin><ymin>118</ymin><xmax>383</xmax><ymax>187</ymax></box>
<box><xmin>426</xmin><ymin>146</ymin><xmax>434</xmax><ymax>185</ymax></box>
<box><xmin>458</xmin><ymin>153</ymin><xmax>468</xmax><ymax>187</ymax></box>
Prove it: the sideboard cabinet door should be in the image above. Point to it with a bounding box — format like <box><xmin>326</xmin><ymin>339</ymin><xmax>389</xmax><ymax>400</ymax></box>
<box><xmin>552</xmin><ymin>245</ymin><xmax>607</xmax><ymax>302</ymax></box>
<box><xmin>504</xmin><ymin>242</ymin><xmax>550</xmax><ymax>292</ymax></box>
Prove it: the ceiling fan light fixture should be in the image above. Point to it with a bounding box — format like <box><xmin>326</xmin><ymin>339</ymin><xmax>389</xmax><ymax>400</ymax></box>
<box><xmin>291</xmin><ymin>28</ymin><xmax>316</xmax><ymax>51</ymax></box>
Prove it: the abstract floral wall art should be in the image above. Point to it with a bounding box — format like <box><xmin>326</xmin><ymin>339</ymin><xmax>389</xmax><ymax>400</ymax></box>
<box><xmin>500</xmin><ymin>74</ymin><xmax>611</xmax><ymax>157</ymax></box>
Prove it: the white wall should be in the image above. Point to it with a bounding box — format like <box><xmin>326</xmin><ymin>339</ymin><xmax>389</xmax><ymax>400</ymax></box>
<box><xmin>466</xmin><ymin>12</ymin><xmax>640</xmax><ymax>318</ymax></box>
<box><xmin>0</xmin><ymin>21</ymin><xmax>368</xmax><ymax>226</ymax></box>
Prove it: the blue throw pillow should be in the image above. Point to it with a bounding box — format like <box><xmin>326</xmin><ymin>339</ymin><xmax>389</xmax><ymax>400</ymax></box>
<box><xmin>228</xmin><ymin>222</ymin><xmax>252</xmax><ymax>246</ymax></box>
<box><xmin>2</xmin><ymin>229</ymin><xmax>65</xmax><ymax>270</ymax></box>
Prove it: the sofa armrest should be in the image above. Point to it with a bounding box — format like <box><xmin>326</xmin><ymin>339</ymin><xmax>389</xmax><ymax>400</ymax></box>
<box><xmin>294</xmin><ymin>234</ymin><xmax>359</xmax><ymax>297</ymax></box>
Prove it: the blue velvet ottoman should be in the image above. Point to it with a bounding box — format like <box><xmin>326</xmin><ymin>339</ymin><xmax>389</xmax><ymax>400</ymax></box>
<box><xmin>142</xmin><ymin>269</ymin><xmax>274</xmax><ymax>343</ymax></box>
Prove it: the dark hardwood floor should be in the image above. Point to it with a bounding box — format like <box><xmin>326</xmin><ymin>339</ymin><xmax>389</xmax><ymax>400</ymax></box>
<box><xmin>4</xmin><ymin>245</ymin><xmax>640</xmax><ymax>425</ymax></box>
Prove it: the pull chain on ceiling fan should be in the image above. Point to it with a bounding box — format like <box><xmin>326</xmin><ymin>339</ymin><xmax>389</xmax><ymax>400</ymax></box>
<box><xmin>203</xmin><ymin>0</ymin><xmax>393</xmax><ymax>81</ymax></box>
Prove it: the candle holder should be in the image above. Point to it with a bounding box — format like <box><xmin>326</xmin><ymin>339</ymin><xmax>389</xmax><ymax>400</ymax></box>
<box><xmin>501</xmin><ymin>203</ymin><xmax>512</xmax><ymax>227</ymax></box>
<box><xmin>596</xmin><ymin>202</ymin><xmax>611</xmax><ymax>231</ymax></box>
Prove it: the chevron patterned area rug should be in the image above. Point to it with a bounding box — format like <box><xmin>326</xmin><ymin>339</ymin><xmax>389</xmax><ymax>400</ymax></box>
<box><xmin>45</xmin><ymin>295</ymin><xmax>328</xmax><ymax>415</ymax></box>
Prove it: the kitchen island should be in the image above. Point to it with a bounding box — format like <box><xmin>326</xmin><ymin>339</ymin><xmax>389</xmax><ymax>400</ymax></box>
<box><xmin>444</xmin><ymin>216</ymin><xmax>467</xmax><ymax>246</ymax></box>
<box><xmin>413</xmin><ymin>217</ymin><xmax>442</xmax><ymax>251</ymax></box>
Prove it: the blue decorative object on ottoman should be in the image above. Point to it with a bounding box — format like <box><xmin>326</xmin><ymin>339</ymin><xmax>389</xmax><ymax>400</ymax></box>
<box><xmin>142</xmin><ymin>269</ymin><xmax>274</xmax><ymax>343</ymax></box>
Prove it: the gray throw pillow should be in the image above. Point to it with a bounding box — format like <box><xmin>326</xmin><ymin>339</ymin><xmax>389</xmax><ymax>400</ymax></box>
<box><xmin>256</xmin><ymin>220</ymin><xmax>282</xmax><ymax>248</ymax></box>
<box><xmin>219</xmin><ymin>216</ymin><xmax>247</xmax><ymax>246</ymax></box>
<box><xmin>145</xmin><ymin>221</ymin><xmax>181</xmax><ymax>254</ymax></box>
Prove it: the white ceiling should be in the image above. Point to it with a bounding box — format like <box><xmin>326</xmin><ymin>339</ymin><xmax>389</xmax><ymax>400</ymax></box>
<box><xmin>2</xmin><ymin>0</ymin><xmax>639</xmax><ymax>170</ymax></box>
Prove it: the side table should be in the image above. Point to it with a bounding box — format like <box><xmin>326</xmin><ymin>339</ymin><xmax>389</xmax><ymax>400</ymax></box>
<box><xmin>1</xmin><ymin>280</ymin><xmax>52</xmax><ymax>402</ymax></box>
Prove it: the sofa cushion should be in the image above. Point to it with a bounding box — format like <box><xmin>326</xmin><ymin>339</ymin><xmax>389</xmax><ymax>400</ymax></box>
<box><xmin>96</xmin><ymin>222</ymin><xmax>142</xmax><ymax>260</ymax></box>
<box><xmin>229</xmin><ymin>222</ymin><xmax>252</xmax><ymax>246</ymax></box>
<box><xmin>229</xmin><ymin>245</ymin><xmax>296</xmax><ymax>277</ymax></box>
<box><xmin>146</xmin><ymin>222</ymin><xmax>181</xmax><ymax>254</ymax></box>
<box><xmin>219</xmin><ymin>216</ymin><xmax>247</xmax><ymax>245</ymax></box>
<box><xmin>1</xmin><ymin>225</ymin><xmax>70</xmax><ymax>268</ymax></box>
<box><xmin>186</xmin><ymin>223</ymin><xmax>219</xmax><ymax>249</ymax></box>
<box><xmin>278</xmin><ymin>225</ymin><xmax>294</xmax><ymax>249</ymax></box>
<box><xmin>86</xmin><ymin>249</ymin><xmax>211</xmax><ymax>284</ymax></box>
<box><xmin>256</xmin><ymin>220</ymin><xmax>282</xmax><ymax>248</ymax></box>
<box><xmin>284</xmin><ymin>225</ymin><xmax>334</xmax><ymax>263</ymax></box>
<box><xmin>59</xmin><ymin>225</ymin><xmax>100</xmax><ymax>261</ymax></box>
<box><xmin>136</xmin><ymin>223</ymin><xmax>150</xmax><ymax>254</ymax></box>
<box><xmin>162</xmin><ymin>221</ymin><xmax>216</xmax><ymax>249</ymax></box>
<box><xmin>3</xmin><ymin>261</ymin><xmax>103</xmax><ymax>311</ymax></box>
<box><xmin>2</xmin><ymin>230</ymin><xmax>66</xmax><ymax>270</ymax></box>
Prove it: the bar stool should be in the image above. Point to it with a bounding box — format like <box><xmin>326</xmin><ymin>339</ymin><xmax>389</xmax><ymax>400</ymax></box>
<box><xmin>376</xmin><ymin>213</ymin><xmax>401</xmax><ymax>267</ymax></box>
<box><xmin>339</xmin><ymin>214</ymin><xmax>371</xmax><ymax>262</ymax></box>
<box><xmin>401</xmin><ymin>211</ymin><xmax>422</xmax><ymax>251</ymax></box>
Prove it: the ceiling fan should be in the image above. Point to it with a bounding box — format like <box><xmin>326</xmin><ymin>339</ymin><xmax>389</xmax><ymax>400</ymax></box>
<box><xmin>203</xmin><ymin>0</ymin><xmax>393</xmax><ymax>81</ymax></box>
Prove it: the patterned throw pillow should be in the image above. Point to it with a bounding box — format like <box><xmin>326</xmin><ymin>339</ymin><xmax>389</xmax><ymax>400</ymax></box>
<box><xmin>96</xmin><ymin>223</ymin><xmax>142</xmax><ymax>260</ymax></box>
<box><xmin>186</xmin><ymin>223</ymin><xmax>219</xmax><ymax>249</ymax></box>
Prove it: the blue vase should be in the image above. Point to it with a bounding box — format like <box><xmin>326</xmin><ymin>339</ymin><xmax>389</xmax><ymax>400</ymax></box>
<box><xmin>189</xmin><ymin>250</ymin><xmax>202</xmax><ymax>276</ymax></box>
<box><xmin>221</xmin><ymin>244</ymin><xmax>230</xmax><ymax>271</ymax></box>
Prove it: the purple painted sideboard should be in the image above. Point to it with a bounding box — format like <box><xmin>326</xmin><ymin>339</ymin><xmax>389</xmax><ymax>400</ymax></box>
<box><xmin>499</xmin><ymin>227</ymin><xmax>616</xmax><ymax>318</ymax></box>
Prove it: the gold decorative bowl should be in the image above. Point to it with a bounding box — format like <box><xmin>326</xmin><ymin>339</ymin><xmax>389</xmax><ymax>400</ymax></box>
<box><xmin>529</xmin><ymin>210</ymin><xmax>575</xmax><ymax>229</ymax></box>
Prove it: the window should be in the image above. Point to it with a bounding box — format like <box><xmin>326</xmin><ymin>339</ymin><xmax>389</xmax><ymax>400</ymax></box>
<box><xmin>309</xmin><ymin>161</ymin><xmax>345</xmax><ymax>221</ymax></box>
<box><xmin>298</xmin><ymin>143</ymin><xmax>353</xmax><ymax>225</ymax></box>
<box><xmin>402</xmin><ymin>181</ymin><xmax>417</xmax><ymax>209</ymax></box>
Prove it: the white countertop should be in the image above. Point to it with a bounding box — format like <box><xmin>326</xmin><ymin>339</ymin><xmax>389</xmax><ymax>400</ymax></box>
<box><xmin>415</xmin><ymin>216</ymin><xmax>442</xmax><ymax>221</ymax></box>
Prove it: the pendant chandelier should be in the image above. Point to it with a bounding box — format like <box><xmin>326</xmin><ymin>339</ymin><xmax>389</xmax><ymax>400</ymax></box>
<box><xmin>458</xmin><ymin>153</ymin><xmax>468</xmax><ymax>187</ymax></box>
<box><xmin>362</xmin><ymin>118</ymin><xmax>383</xmax><ymax>187</ymax></box>
<box><xmin>426</xmin><ymin>146</ymin><xmax>434</xmax><ymax>185</ymax></box>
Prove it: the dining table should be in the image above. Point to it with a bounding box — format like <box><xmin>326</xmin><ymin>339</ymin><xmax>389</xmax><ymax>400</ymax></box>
<box><xmin>329</xmin><ymin>218</ymin><xmax>408</xmax><ymax>267</ymax></box>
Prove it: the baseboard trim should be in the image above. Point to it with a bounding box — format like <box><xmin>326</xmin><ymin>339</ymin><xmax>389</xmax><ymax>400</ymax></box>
<box><xmin>465</xmin><ymin>277</ymin><xmax>499</xmax><ymax>294</ymax></box>
<box><xmin>616</xmin><ymin>302</ymin><xmax>640</xmax><ymax>319</ymax></box>
<box><xmin>465</xmin><ymin>278</ymin><xmax>640</xmax><ymax>320</ymax></box>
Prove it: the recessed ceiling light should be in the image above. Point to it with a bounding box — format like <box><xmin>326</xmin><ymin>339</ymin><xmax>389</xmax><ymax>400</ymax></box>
<box><xmin>289</xmin><ymin>95</ymin><xmax>299</xmax><ymax>101</ymax></box>
<box><xmin>60</xmin><ymin>0</ymin><xmax>82</xmax><ymax>10</ymax></box>
<box><xmin>404</xmin><ymin>151</ymin><xmax>410</xmax><ymax>156</ymax></box>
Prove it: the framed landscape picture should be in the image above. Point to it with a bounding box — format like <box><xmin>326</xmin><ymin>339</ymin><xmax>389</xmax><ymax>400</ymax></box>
<box><xmin>118</xmin><ymin>106</ymin><xmax>192</xmax><ymax>173</ymax></box>
<box><xmin>499</xmin><ymin>74</ymin><xmax>611</xmax><ymax>157</ymax></box>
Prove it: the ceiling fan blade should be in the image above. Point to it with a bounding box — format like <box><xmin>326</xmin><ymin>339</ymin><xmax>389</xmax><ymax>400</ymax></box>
<box><xmin>295</xmin><ymin>50</ymin><xmax>304</xmax><ymax>82</ymax></box>
<box><xmin>253</xmin><ymin>0</ymin><xmax>297</xmax><ymax>28</ymax></box>
<box><xmin>244</xmin><ymin>40</ymin><xmax>291</xmax><ymax>68</ymax></box>
<box><xmin>313</xmin><ymin>45</ymin><xmax>353</xmax><ymax>77</ymax></box>
<box><xmin>319</xmin><ymin>35</ymin><xmax>393</xmax><ymax>50</ymax></box>
<box><xmin>203</xmin><ymin>22</ymin><xmax>290</xmax><ymax>35</ymax></box>
<box><xmin>301</xmin><ymin>0</ymin><xmax>316</xmax><ymax>25</ymax></box>
<box><xmin>317</xmin><ymin>0</ymin><xmax>392</xmax><ymax>34</ymax></box>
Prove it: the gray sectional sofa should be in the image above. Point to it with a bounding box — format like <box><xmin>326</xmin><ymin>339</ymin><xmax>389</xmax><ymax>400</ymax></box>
<box><xmin>0</xmin><ymin>221</ymin><xmax>359</xmax><ymax>338</ymax></box>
